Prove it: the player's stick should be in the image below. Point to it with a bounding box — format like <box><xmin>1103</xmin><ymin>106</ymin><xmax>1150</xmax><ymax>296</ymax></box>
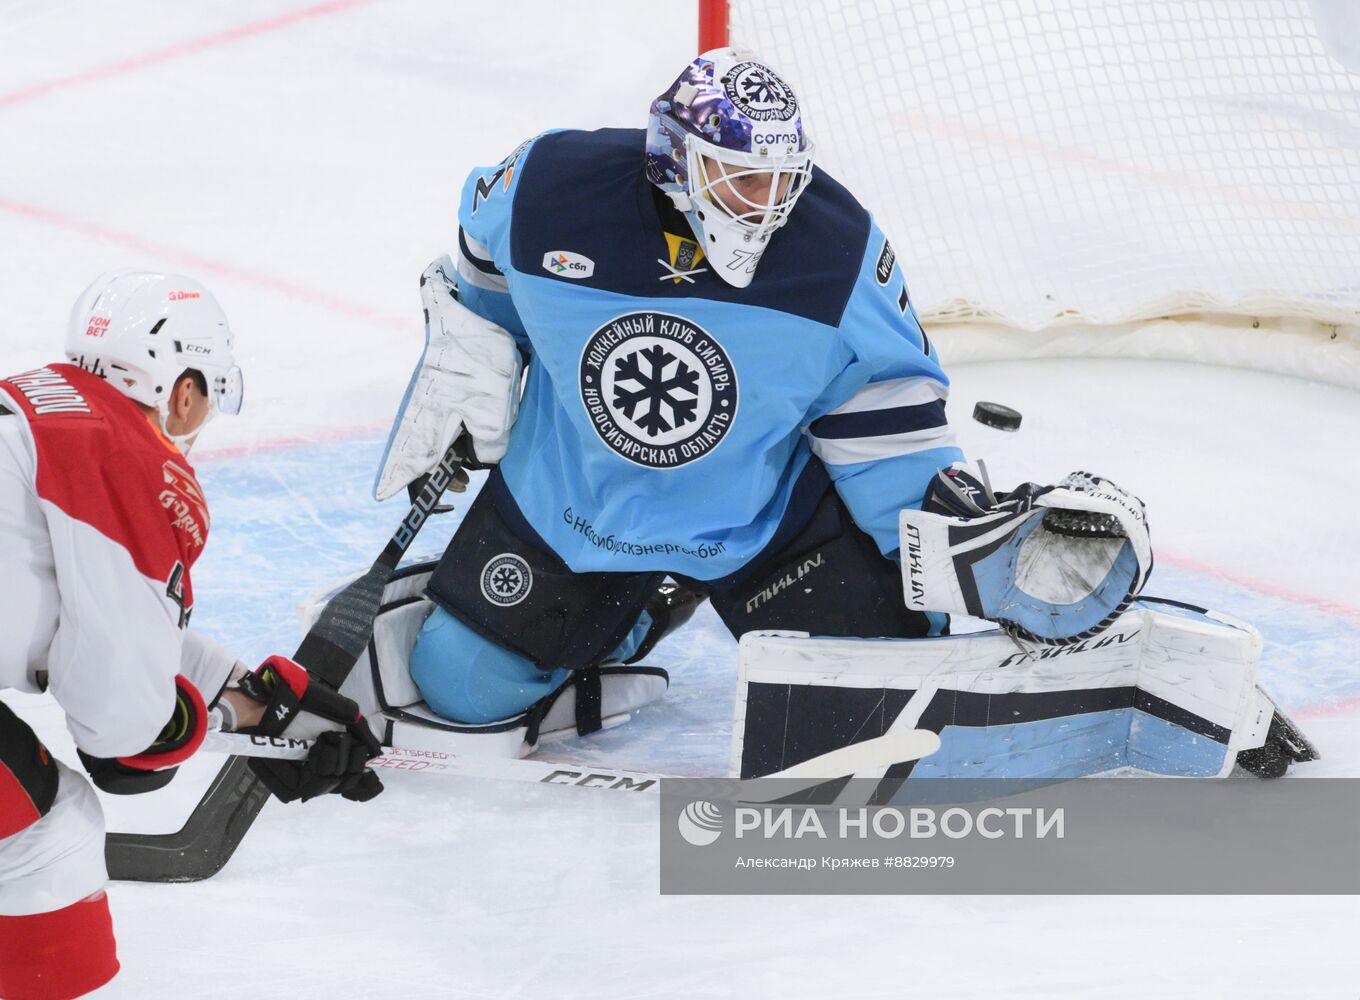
<box><xmin>201</xmin><ymin>727</ymin><xmax>943</xmax><ymax>793</ymax></box>
<box><xmin>104</xmin><ymin>439</ymin><xmax>468</xmax><ymax>884</ymax></box>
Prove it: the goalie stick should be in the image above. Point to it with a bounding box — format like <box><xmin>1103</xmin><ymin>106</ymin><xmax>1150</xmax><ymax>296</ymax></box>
<box><xmin>105</xmin><ymin>438</ymin><xmax>468</xmax><ymax>884</ymax></box>
<box><xmin>202</xmin><ymin>728</ymin><xmax>944</xmax><ymax>792</ymax></box>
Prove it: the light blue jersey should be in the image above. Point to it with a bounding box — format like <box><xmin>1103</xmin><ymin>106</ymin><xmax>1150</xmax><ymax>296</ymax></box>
<box><xmin>452</xmin><ymin>128</ymin><xmax>963</xmax><ymax>581</ymax></box>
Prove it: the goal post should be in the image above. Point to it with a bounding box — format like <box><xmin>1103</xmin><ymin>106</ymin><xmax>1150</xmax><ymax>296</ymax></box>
<box><xmin>698</xmin><ymin>0</ymin><xmax>728</xmax><ymax>53</ymax></box>
<box><xmin>697</xmin><ymin>0</ymin><xmax>1360</xmax><ymax>388</ymax></box>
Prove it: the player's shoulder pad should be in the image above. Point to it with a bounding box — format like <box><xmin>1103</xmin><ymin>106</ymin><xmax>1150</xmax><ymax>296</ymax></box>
<box><xmin>3</xmin><ymin>364</ymin><xmax>209</xmax><ymax>604</ymax></box>
<box><xmin>742</xmin><ymin>164</ymin><xmax>872</xmax><ymax>327</ymax></box>
<box><xmin>457</xmin><ymin>131</ymin><xmax>551</xmax><ymax>248</ymax></box>
<box><xmin>837</xmin><ymin>214</ymin><xmax>937</xmax><ymax>369</ymax></box>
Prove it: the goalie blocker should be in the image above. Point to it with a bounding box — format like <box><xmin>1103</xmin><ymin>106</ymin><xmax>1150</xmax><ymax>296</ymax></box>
<box><xmin>732</xmin><ymin>598</ymin><xmax>1317</xmax><ymax>790</ymax></box>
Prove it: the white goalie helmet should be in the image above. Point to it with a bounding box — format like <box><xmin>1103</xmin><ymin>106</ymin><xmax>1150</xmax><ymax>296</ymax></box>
<box><xmin>65</xmin><ymin>269</ymin><xmax>243</xmax><ymax>420</ymax></box>
<box><xmin>646</xmin><ymin>48</ymin><xmax>814</xmax><ymax>288</ymax></box>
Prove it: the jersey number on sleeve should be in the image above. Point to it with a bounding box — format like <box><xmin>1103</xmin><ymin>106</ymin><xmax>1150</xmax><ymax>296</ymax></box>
<box><xmin>166</xmin><ymin>561</ymin><xmax>191</xmax><ymax>628</ymax></box>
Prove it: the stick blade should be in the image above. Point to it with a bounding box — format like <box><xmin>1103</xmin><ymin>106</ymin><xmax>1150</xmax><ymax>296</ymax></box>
<box><xmin>774</xmin><ymin>729</ymin><xmax>941</xmax><ymax>780</ymax></box>
<box><xmin>105</xmin><ymin>758</ymin><xmax>271</xmax><ymax>882</ymax></box>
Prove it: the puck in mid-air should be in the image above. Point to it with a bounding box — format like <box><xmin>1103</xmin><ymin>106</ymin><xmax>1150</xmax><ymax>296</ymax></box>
<box><xmin>973</xmin><ymin>401</ymin><xmax>1022</xmax><ymax>431</ymax></box>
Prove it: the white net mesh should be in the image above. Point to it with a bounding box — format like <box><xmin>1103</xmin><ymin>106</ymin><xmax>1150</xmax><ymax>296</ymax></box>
<box><xmin>727</xmin><ymin>0</ymin><xmax>1360</xmax><ymax>330</ymax></box>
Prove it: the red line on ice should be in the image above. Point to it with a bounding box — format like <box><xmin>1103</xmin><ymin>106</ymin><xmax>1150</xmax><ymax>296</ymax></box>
<box><xmin>192</xmin><ymin>423</ymin><xmax>388</xmax><ymax>463</ymax></box>
<box><xmin>1156</xmin><ymin>551</ymin><xmax>1360</xmax><ymax>624</ymax></box>
<box><xmin>0</xmin><ymin>197</ymin><xmax>406</xmax><ymax>330</ymax></box>
<box><xmin>0</xmin><ymin>0</ymin><xmax>378</xmax><ymax>111</ymax></box>
<box><xmin>1294</xmin><ymin>695</ymin><xmax>1360</xmax><ymax>720</ymax></box>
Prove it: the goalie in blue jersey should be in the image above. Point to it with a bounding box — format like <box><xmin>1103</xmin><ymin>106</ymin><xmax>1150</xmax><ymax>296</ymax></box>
<box><xmin>368</xmin><ymin>48</ymin><xmax>1232</xmax><ymax>766</ymax></box>
<box><xmin>372</xmin><ymin>47</ymin><xmax>980</xmax><ymax>727</ymax></box>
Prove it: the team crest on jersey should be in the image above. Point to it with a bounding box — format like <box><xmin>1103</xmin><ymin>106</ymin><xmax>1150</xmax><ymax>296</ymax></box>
<box><xmin>722</xmin><ymin>62</ymin><xmax>798</xmax><ymax>123</ymax></box>
<box><xmin>480</xmin><ymin>553</ymin><xmax>533</xmax><ymax>607</ymax></box>
<box><xmin>579</xmin><ymin>311</ymin><xmax>737</xmax><ymax>469</ymax></box>
<box><xmin>662</xmin><ymin>232</ymin><xmax>705</xmax><ymax>284</ymax></box>
<box><xmin>160</xmin><ymin>459</ymin><xmax>210</xmax><ymax>553</ymax></box>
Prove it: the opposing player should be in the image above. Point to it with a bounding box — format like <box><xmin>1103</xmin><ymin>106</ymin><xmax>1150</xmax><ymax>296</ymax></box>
<box><xmin>370</xmin><ymin>47</ymin><xmax>1131</xmax><ymax>721</ymax></box>
<box><xmin>0</xmin><ymin>271</ymin><xmax>382</xmax><ymax>999</ymax></box>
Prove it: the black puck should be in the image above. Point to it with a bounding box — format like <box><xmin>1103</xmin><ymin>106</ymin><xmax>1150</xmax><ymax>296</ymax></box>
<box><xmin>973</xmin><ymin>401</ymin><xmax>1022</xmax><ymax>431</ymax></box>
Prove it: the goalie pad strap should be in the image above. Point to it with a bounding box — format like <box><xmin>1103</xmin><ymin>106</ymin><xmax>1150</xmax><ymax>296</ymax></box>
<box><xmin>309</xmin><ymin>563</ymin><xmax>671</xmax><ymax>747</ymax></box>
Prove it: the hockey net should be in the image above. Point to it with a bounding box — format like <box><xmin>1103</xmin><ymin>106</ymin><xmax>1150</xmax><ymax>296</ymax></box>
<box><xmin>707</xmin><ymin>0</ymin><xmax>1360</xmax><ymax>386</ymax></box>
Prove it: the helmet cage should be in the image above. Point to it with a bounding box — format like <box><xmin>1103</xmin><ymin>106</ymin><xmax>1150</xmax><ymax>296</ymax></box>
<box><xmin>685</xmin><ymin>136</ymin><xmax>814</xmax><ymax>247</ymax></box>
<box><xmin>646</xmin><ymin>49</ymin><xmax>814</xmax><ymax>287</ymax></box>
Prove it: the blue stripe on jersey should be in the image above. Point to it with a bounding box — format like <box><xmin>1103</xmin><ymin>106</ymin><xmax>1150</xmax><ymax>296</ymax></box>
<box><xmin>809</xmin><ymin>398</ymin><xmax>947</xmax><ymax>439</ymax></box>
<box><xmin>831</xmin><ymin>445</ymin><xmax>965</xmax><ymax>557</ymax></box>
<box><xmin>458</xmin><ymin>228</ymin><xmax>504</xmax><ymax>276</ymax></box>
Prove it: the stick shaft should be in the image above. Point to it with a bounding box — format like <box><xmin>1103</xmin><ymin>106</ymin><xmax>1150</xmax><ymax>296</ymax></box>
<box><xmin>203</xmin><ymin>728</ymin><xmax>942</xmax><ymax>792</ymax></box>
<box><xmin>105</xmin><ymin>438</ymin><xmax>468</xmax><ymax>882</ymax></box>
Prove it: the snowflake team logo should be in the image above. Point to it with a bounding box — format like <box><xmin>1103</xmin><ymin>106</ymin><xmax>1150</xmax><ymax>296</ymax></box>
<box><xmin>579</xmin><ymin>311</ymin><xmax>738</xmax><ymax>469</ymax></box>
<box><xmin>479</xmin><ymin>553</ymin><xmax>533</xmax><ymax>607</ymax></box>
<box><xmin>722</xmin><ymin>62</ymin><xmax>798</xmax><ymax>123</ymax></box>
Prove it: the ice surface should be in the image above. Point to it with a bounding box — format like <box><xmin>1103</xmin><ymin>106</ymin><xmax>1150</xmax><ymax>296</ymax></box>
<box><xmin>2</xmin><ymin>3</ymin><xmax>1358</xmax><ymax>997</ymax></box>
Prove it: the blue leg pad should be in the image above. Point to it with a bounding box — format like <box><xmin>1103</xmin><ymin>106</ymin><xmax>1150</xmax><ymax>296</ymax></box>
<box><xmin>410</xmin><ymin>607</ymin><xmax>658</xmax><ymax>724</ymax></box>
<box><xmin>405</xmin><ymin>606</ymin><xmax>655</xmax><ymax>723</ymax></box>
<box><xmin>411</xmin><ymin>608</ymin><xmax>571</xmax><ymax>724</ymax></box>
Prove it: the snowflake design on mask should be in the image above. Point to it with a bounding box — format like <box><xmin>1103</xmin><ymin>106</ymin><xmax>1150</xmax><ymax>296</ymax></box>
<box><xmin>739</xmin><ymin>69</ymin><xmax>784</xmax><ymax>107</ymax></box>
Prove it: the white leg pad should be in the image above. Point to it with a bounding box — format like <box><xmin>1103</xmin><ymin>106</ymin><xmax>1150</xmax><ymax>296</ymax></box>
<box><xmin>734</xmin><ymin>599</ymin><xmax>1281</xmax><ymax>780</ymax></box>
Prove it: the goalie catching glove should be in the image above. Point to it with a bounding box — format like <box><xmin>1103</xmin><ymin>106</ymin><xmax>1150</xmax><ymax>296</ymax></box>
<box><xmin>234</xmin><ymin>656</ymin><xmax>384</xmax><ymax>803</ymax></box>
<box><xmin>372</xmin><ymin>255</ymin><xmax>521</xmax><ymax>501</ymax></box>
<box><xmin>901</xmin><ymin>464</ymin><xmax>1153</xmax><ymax>645</ymax></box>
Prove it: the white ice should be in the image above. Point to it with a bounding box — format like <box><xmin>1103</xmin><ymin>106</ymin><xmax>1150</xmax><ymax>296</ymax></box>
<box><xmin>2</xmin><ymin>3</ymin><xmax>1358</xmax><ymax>998</ymax></box>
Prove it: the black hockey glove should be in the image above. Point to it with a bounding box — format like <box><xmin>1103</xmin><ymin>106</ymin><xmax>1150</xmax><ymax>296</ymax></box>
<box><xmin>78</xmin><ymin>675</ymin><xmax>208</xmax><ymax>795</ymax></box>
<box><xmin>237</xmin><ymin>656</ymin><xmax>384</xmax><ymax>804</ymax></box>
<box><xmin>922</xmin><ymin>462</ymin><xmax>1050</xmax><ymax>519</ymax></box>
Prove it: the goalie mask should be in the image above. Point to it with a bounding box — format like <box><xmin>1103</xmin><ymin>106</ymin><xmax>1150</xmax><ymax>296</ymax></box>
<box><xmin>646</xmin><ymin>48</ymin><xmax>814</xmax><ymax>288</ymax></box>
<box><xmin>65</xmin><ymin>270</ymin><xmax>244</xmax><ymax>441</ymax></box>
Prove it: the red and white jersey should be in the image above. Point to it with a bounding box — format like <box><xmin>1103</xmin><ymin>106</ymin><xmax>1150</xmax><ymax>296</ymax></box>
<box><xmin>0</xmin><ymin>364</ymin><xmax>236</xmax><ymax>758</ymax></box>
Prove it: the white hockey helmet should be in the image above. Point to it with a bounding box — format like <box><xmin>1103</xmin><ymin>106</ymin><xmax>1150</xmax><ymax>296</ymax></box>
<box><xmin>646</xmin><ymin>47</ymin><xmax>814</xmax><ymax>288</ymax></box>
<box><xmin>65</xmin><ymin>270</ymin><xmax>243</xmax><ymax>418</ymax></box>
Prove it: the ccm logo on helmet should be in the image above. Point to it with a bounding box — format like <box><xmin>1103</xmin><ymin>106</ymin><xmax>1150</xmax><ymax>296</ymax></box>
<box><xmin>168</xmin><ymin>291</ymin><xmax>201</xmax><ymax>301</ymax></box>
<box><xmin>752</xmin><ymin>132</ymin><xmax>799</xmax><ymax>145</ymax></box>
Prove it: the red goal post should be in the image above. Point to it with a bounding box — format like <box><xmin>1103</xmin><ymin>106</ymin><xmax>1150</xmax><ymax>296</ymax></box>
<box><xmin>696</xmin><ymin>0</ymin><xmax>1360</xmax><ymax>389</ymax></box>
<box><xmin>698</xmin><ymin>0</ymin><xmax>728</xmax><ymax>52</ymax></box>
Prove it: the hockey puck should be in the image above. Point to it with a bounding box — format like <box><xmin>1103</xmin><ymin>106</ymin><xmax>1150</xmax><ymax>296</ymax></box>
<box><xmin>973</xmin><ymin>401</ymin><xmax>1022</xmax><ymax>431</ymax></box>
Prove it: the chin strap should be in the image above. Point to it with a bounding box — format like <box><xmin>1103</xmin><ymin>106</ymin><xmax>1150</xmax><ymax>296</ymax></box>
<box><xmin>158</xmin><ymin>404</ymin><xmax>212</xmax><ymax>454</ymax></box>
